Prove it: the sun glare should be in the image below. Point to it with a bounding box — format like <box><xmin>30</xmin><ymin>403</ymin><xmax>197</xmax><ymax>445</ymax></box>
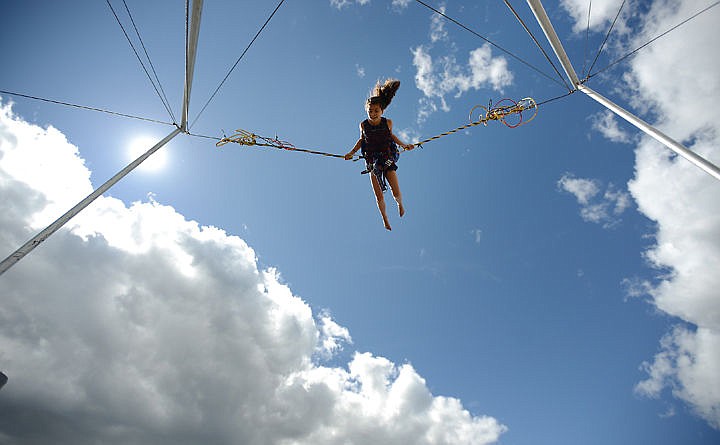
<box><xmin>127</xmin><ymin>136</ymin><xmax>169</xmax><ymax>172</ymax></box>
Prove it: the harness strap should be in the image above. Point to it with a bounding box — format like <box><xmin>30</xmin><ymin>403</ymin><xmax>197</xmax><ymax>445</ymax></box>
<box><xmin>360</xmin><ymin>148</ymin><xmax>398</xmax><ymax>192</ymax></box>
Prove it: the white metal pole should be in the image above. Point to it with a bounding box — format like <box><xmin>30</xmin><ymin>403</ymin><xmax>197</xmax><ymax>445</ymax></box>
<box><xmin>0</xmin><ymin>127</ymin><xmax>182</xmax><ymax>277</ymax></box>
<box><xmin>525</xmin><ymin>0</ymin><xmax>720</xmax><ymax>182</ymax></box>
<box><xmin>578</xmin><ymin>84</ymin><xmax>720</xmax><ymax>180</ymax></box>
<box><xmin>526</xmin><ymin>0</ymin><xmax>580</xmax><ymax>87</ymax></box>
<box><xmin>181</xmin><ymin>0</ymin><xmax>204</xmax><ymax>131</ymax></box>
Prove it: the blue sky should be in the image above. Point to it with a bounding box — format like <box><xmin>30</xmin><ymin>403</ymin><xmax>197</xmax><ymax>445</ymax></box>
<box><xmin>1</xmin><ymin>1</ymin><xmax>719</xmax><ymax>444</ymax></box>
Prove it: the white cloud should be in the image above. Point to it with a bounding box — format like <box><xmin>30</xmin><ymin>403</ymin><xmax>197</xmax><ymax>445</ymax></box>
<box><xmin>412</xmin><ymin>44</ymin><xmax>513</xmax><ymax>123</ymax></box>
<box><xmin>316</xmin><ymin>310</ymin><xmax>352</xmax><ymax>359</ymax></box>
<box><xmin>557</xmin><ymin>174</ymin><xmax>600</xmax><ymax>205</ymax></box>
<box><xmin>430</xmin><ymin>4</ymin><xmax>449</xmax><ymax>43</ymax></box>
<box><xmin>356</xmin><ymin>63</ymin><xmax>366</xmax><ymax>78</ymax></box>
<box><xmin>561</xmin><ymin>0</ymin><xmax>629</xmax><ymax>33</ymax></box>
<box><xmin>659</xmin><ymin>404</ymin><xmax>676</xmax><ymax>419</ymax></box>
<box><xmin>559</xmin><ymin>0</ymin><xmax>720</xmax><ymax>429</ymax></box>
<box><xmin>332</xmin><ymin>0</ymin><xmax>411</xmax><ymax>11</ymax></box>
<box><xmin>0</xmin><ymin>99</ymin><xmax>506</xmax><ymax>444</ymax></box>
<box><xmin>330</xmin><ymin>0</ymin><xmax>353</xmax><ymax>9</ymax></box>
<box><xmin>628</xmin><ymin>127</ymin><xmax>720</xmax><ymax>428</ymax></box>
<box><xmin>411</xmin><ymin>8</ymin><xmax>513</xmax><ymax>124</ymax></box>
<box><xmin>413</xmin><ymin>46</ymin><xmax>436</xmax><ymax>99</ymax></box>
<box><xmin>591</xmin><ymin>110</ymin><xmax>631</xmax><ymax>143</ymax></box>
<box><xmin>0</xmin><ymin>105</ymin><xmax>93</xmax><ymax>229</ymax></box>
<box><xmin>635</xmin><ymin>326</ymin><xmax>720</xmax><ymax>429</ymax></box>
<box><xmin>557</xmin><ymin>174</ymin><xmax>631</xmax><ymax>228</ymax></box>
<box><xmin>396</xmin><ymin>126</ymin><xmax>422</xmax><ymax>146</ymax></box>
<box><xmin>330</xmin><ymin>0</ymin><xmax>370</xmax><ymax>9</ymax></box>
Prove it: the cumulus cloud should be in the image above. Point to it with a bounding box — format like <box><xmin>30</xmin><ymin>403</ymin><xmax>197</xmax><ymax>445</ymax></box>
<box><xmin>411</xmin><ymin>6</ymin><xmax>513</xmax><ymax>123</ymax></box>
<box><xmin>625</xmin><ymin>0</ymin><xmax>720</xmax><ymax>429</ymax></box>
<box><xmin>0</xmin><ymin>99</ymin><xmax>506</xmax><ymax>444</ymax></box>
<box><xmin>628</xmin><ymin>129</ymin><xmax>720</xmax><ymax>429</ymax></box>
<box><xmin>563</xmin><ymin>0</ymin><xmax>720</xmax><ymax>429</ymax></box>
<box><xmin>635</xmin><ymin>326</ymin><xmax>720</xmax><ymax>429</ymax></box>
<box><xmin>557</xmin><ymin>173</ymin><xmax>631</xmax><ymax>228</ymax></box>
<box><xmin>316</xmin><ymin>310</ymin><xmax>353</xmax><ymax>359</ymax></box>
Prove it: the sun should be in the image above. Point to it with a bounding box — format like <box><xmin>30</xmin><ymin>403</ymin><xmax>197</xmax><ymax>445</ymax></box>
<box><xmin>127</xmin><ymin>136</ymin><xmax>169</xmax><ymax>172</ymax></box>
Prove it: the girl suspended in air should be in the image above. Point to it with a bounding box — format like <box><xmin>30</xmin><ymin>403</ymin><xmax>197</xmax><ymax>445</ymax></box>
<box><xmin>345</xmin><ymin>79</ymin><xmax>414</xmax><ymax>230</ymax></box>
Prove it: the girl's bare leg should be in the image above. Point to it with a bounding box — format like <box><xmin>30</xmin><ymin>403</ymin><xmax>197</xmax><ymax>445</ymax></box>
<box><xmin>370</xmin><ymin>174</ymin><xmax>392</xmax><ymax>230</ymax></box>
<box><xmin>385</xmin><ymin>170</ymin><xmax>404</xmax><ymax>217</ymax></box>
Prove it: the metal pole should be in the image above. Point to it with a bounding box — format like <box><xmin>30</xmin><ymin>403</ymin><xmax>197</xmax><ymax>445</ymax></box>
<box><xmin>526</xmin><ymin>0</ymin><xmax>580</xmax><ymax>87</ymax></box>
<box><xmin>181</xmin><ymin>0</ymin><xmax>203</xmax><ymax>131</ymax></box>
<box><xmin>526</xmin><ymin>0</ymin><xmax>720</xmax><ymax>182</ymax></box>
<box><xmin>578</xmin><ymin>84</ymin><xmax>720</xmax><ymax>181</ymax></box>
<box><xmin>0</xmin><ymin>128</ymin><xmax>182</xmax><ymax>277</ymax></box>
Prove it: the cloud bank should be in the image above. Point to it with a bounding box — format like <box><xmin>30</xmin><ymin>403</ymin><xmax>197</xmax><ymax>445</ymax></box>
<box><xmin>0</xmin><ymin>99</ymin><xmax>506</xmax><ymax>444</ymax></box>
<box><xmin>562</xmin><ymin>0</ymin><xmax>720</xmax><ymax>428</ymax></box>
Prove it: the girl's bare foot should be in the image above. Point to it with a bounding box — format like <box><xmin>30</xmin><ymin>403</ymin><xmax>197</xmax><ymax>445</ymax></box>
<box><xmin>398</xmin><ymin>203</ymin><xmax>405</xmax><ymax>217</ymax></box>
<box><xmin>383</xmin><ymin>217</ymin><xmax>392</xmax><ymax>231</ymax></box>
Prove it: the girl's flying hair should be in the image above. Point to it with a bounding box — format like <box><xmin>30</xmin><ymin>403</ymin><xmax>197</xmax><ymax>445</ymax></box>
<box><xmin>367</xmin><ymin>79</ymin><xmax>401</xmax><ymax>110</ymax></box>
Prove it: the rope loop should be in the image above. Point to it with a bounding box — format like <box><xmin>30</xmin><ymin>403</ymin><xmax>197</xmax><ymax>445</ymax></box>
<box><xmin>216</xmin><ymin>129</ymin><xmax>257</xmax><ymax>147</ymax></box>
<box><xmin>412</xmin><ymin>96</ymin><xmax>537</xmax><ymax>147</ymax></box>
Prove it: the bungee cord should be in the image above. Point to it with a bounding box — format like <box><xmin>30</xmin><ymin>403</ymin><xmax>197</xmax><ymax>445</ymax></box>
<box><xmin>216</xmin><ymin>129</ymin><xmax>350</xmax><ymax>160</ymax></box>
<box><xmin>215</xmin><ymin>97</ymin><xmax>538</xmax><ymax>159</ymax></box>
<box><xmin>412</xmin><ymin>97</ymin><xmax>538</xmax><ymax>148</ymax></box>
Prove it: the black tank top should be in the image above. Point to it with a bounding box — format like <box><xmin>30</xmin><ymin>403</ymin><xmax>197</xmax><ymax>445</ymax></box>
<box><xmin>361</xmin><ymin>117</ymin><xmax>392</xmax><ymax>153</ymax></box>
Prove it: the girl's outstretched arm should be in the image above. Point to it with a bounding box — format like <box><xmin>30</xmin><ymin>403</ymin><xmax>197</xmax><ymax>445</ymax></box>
<box><xmin>345</xmin><ymin>136</ymin><xmax>363</xmax><ymax>160</ymax></box>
